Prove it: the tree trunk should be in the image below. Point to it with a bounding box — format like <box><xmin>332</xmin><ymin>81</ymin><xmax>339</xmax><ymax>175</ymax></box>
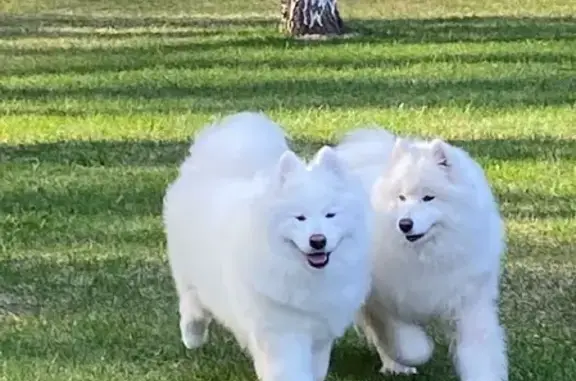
<box><xmin>280</xmin><ymin>0</ymin><xmax>344</xmax><ymax>36</ymax></box>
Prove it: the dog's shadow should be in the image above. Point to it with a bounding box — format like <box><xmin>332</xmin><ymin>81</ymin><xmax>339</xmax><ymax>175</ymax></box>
<box><xmin>330</xmin><ymin>336</ymin><xmax>455</xmax><ymax>381</ymax></box>
<box><xmin>329</xmin><ymin>342</ymin><xmax>380</xmax><ymax>380</ymax></box>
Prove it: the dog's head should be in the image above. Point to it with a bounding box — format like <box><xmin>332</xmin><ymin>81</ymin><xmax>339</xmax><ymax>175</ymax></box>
<box><xmin>264</xmin><ymin>146</ymin><xmax>371</xmax><ymax>270</ymax></box>
<box><xmin>373</xmin><ymin>138</ymin><xmax>467</xmax><ymax>244</ymax></box>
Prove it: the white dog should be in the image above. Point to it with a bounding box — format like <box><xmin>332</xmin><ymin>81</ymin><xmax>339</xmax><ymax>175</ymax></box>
<box><xmin>163</xmin><ymin>112</ymin><xmax>372</xmax><ymax>381</ymax></box>
<box><xmin>335</xmin><ymin>128</ymin><xmax>508</xmax><ymax>381</ymax></box>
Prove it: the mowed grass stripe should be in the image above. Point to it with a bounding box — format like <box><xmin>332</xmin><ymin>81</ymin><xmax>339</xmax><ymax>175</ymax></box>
<box><xmin>1</xmin><ymin>109</ymin><xmax>575</xmax><ymax>142</ymax></box>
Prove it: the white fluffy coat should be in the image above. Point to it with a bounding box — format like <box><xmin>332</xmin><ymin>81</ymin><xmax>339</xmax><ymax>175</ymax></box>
<box><xmin>164</xmin><ymin>112</ymin><xmax>372</xmax><ymax>381</ymax></box>
<box><xmin>335</xmin><ymin>128</ymin><xmax>508</xmax><ymax>381</ymax></box>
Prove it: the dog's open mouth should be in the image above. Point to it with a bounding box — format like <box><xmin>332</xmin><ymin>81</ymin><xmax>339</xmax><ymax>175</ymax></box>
<box><xmin>405</xmin><ymin>233</ymin><xmax>425</xmax><ymax>242</ymax></box>
<box><xmin>306</xmin><ymin>252</ymin><xmax>331</xmax><ymax>269</ymax></box>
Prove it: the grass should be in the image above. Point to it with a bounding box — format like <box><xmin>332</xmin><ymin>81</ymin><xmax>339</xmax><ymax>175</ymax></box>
<box><xmin>0</xmin><ymin>0</ymin><xmax>575</xmax><ymax>380</ymax></box>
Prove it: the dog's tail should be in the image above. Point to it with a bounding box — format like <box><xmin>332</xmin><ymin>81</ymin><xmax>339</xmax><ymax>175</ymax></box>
<box><xmin>180</xmin><ymin>111</ymin><xmax>289</xmax><ymax>179</ymax></box>
<box><xmin>335</xmin><ymin>127</ymin><xmax>397</xmax><ymax>189</ymax></box>
<box><xmin>336</xmin><ymin>127</ymin><xmax>397</xmax><ymax>171</ymax></box>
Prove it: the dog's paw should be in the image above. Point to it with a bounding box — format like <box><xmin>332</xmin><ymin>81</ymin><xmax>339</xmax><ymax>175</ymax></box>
<box><xmin>180</xmin><ymin>320</ymin><xmax>208</xmax><ymax>349</ymax></box>
<box><xmin>379</xmin><ymin>359</ymin><xmax>418</xmax><ymax>375</ymax></box>
<box><xmin>181</xmin><ymin>330</ymin><xmax>207</xmax><ymax>349</ymax></box>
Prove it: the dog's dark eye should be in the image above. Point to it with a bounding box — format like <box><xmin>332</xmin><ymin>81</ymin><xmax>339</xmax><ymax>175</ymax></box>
<box><xmin>398</xmin><ymin>195</ymin><xmax>406</xmax><ymax>201</ymax></box>
<box><xmin>422</xmin><ymin>195</ymin><xmax>435</xmax><ymax>202</ymax></box>
<box><xmin>325</xmin><ymin>213</ymin><xmax>336</xmax><ymax>219</ymax></box>
<box><xmin>295</xmin><ymin>215</ymin><xmax>306</xmax><ymax>221</ymax></box>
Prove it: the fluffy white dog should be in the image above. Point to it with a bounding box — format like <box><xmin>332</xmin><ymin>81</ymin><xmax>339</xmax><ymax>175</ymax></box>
<box><xmin>163</xmin><ymin>112</ymin><xmax>372</xmax><ymax>381</ymax></box>
<box><xmin>335</xmin><ymin>128</ymin><xmax>508</xmax><ymax>381</ymax></box>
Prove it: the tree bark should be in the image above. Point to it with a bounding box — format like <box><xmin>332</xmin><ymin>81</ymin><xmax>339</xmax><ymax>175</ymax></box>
<box><xmin>280</xmin><ymin>0</ymin><xmax>344</xmax><ymax>36</ymax></box>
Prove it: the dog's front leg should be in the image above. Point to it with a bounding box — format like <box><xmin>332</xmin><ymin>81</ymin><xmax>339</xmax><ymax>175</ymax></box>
<box><xmin>312</xmin><ymin>338</ymin><xmax>334</xmax><ymax>381</ymax></box>
<box><xmin>251</xmin><ymin>332</ymin><xmax>315</xmax><ymax>381</ymax></box>
<box><xmin>452</xmin><ymin>299</ymin><xmax>508</xmax><ymax>381</ymax></box>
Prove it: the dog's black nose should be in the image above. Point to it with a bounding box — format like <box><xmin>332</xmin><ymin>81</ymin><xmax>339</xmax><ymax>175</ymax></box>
<box><xmin>309</xmin><ymin>234</ymin><xmax>327</xmax><ymax>250</ymax></box>
<box><xmin>398</xmin><ymin>218</ymin><xmax>414</xmax><ymax>233</ymax></box>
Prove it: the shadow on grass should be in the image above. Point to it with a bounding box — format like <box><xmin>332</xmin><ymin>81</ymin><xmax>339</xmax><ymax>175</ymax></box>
<box><xmin>333</xmin><ymin>260</ymin><xmax>576</xmax><ymax>381</ymax></box>
<box><xmin>0</xmin><ymin>256</ymin><xmax>253</xmax><ymax>378</ymax></box>
<box><xmin>0</xmin><ymin>27</ymin><xmax>234</xmax><ymax>39</ymax></box>
<box><xmin>1</xmin><ymin>14</ymin><xmax>575</xmax><ymax>43</ymax></box>
<box><xmin>499</xmin><ymin>191</ymin><xmax>575</xmax><ymax>220</ymax></box>
<box><xmin>2</xmin><ymin>74</ymin><xmax>576</xmax><ymax>112</ymax></box>
<box><xmin>3</xmin><ymin>184</ymin><xmax>572</xmax><ymax>249</ymax></box>
<box><xmin>2</xmin><ymin>137</ymin><xmax>574</xmax><ymax>166</ymax></box>
<box><xmin>0</xmin><ymin>140</ymin><xmax>192</xmax><ymax>167</ymax></box>
<box><xmin>0</xmin><ymin>137</ymin><xmax>328</xmax><ymax>250</ymax></box>
<box><xmin>346</xmin><ymin>16</ymin><xmax>576</xmax><ymax>44</ymax></box>
<box><xmin>2</xmin><ymin>186</ymin><xmax>572</xmax><ymax>251</ymax></box>
<box><xmin>2</xmin><ymin>15</ymin><xmax>576</xmax><ymax>63</ymax></box>
<box><xmin>2</xmin><ymin>15</ymin><xmax>575</xmax><ymax>112</ymax></box>
<box><xmin>1</xmin><ymin>137</ymin><xmax>574</xmax><ymax>254</ymax></box>
<box><xmin>3</xmin><ymin>48</ymin><xmax>575</xmax><ymax>78</ymax></box>
<box><xmin>450</xmin><ymin>138</ymin><xmax>576</xmax><ymax>161</ymax></box>
<box><xmin>331</xmin><ymin>338</ymin><xmax>454</xmax><ymax>381</ymax></box>
<box><xmin>0</xmin><ymin>13</ymin><xmax>278</xmax><ymax>33</ymax></box>
<box><xmin>0</xmin><ymin>189</ymin><xmax>576</xmax><ymax>248</ymax></box>
<box><xmin>0</xmin><ymin>179</ymin><xmax>168</xmax><ymax>219</ymax></box>
<box><xmin>0</xmin><ymin>242</ymin><xmax>574</xmax><ymax>380</ymax></box>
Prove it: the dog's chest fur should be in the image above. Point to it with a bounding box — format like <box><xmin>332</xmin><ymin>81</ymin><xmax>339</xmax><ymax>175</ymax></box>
<box><xmin>372</xmin><ymin>251</ymin><xmax>487</xmax><ymax>322</ymax></box>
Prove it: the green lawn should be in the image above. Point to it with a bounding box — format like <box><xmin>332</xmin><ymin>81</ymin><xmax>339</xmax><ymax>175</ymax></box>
<box><xmin>1</xmin><ymin>0</ymin><xmax>575</xmax><ymax>380</ymax></box>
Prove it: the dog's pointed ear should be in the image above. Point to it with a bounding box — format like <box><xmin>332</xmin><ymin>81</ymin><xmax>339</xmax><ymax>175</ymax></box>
<box><xmin>313</xmin><ymin>146</ymin><xmax>347</xmax><ymax>179</ymax></box>
<box><xmin>430</xmin><ymin>139</ymin><xmax>450</xmax><ymax>168</ymax></box>
<box><xmin>275</xmin><ymin>150</ymin><xmax>305</xmax><ymax>187</ymax></box>
<box><xmin>390</xmin><ymin>137</ymin><xmax>409</xmax><ymax>162</ymax></box>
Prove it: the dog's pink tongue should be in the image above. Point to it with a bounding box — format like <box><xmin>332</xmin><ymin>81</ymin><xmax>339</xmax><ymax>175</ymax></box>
<box><xmin>308</xmin><ymin>254</ymin><xmax>327</xmax><ymax>264</ymax></box>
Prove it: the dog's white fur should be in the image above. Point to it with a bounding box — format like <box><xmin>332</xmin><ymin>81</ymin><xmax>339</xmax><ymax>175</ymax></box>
<box><xmin>335</xmin><ymin>128</ymin><xmax>508</xmax><ymax>381</ymax></box>
<box><xmin>164</xmin><ymin>112</ymin><xmax>372</xmax><ymax>381</ymax></box>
